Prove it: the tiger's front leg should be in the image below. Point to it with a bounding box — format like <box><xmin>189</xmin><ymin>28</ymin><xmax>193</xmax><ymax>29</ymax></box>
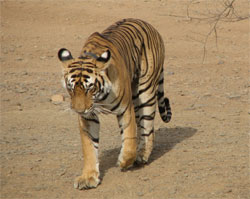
<box><xmin>117</xmin><ymin>104</ymin><xmax>137</xmax><ymax>169</ymax></box>
<box><xmin>74</xmin><ymin>114</ymin><xmax>100</xmax><ymax>189</ymax></box>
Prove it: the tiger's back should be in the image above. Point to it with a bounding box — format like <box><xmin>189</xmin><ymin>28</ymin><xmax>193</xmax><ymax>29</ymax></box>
<box><xmin>82</xmin><ymin>18</ymin><xmax>165</xmax><ymax>83</ymax></box>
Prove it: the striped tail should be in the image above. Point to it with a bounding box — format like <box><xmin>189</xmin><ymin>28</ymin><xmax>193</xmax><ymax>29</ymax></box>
<box><xmin>157</xmin><ymin>73</ymin><xmax>172</xmax><ymax>123</ymax></box>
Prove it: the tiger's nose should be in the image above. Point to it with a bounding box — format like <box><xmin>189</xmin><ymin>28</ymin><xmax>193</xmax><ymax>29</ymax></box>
<box><xmin>71</xmin><ymin>104</ymin><xmax>84</xmax><ymax>112</ymax></box>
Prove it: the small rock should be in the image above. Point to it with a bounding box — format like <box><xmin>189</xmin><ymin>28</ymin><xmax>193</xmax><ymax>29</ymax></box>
<box><xmin>224</xmin><ymin>188</ymin><xmax>233</xmax><ymax>193</ymax></box>
<box><xmin>17</xmin><ymin>105</ymin><xmax>23</xmax><ymax>111</ymax></box>
<box><xmin>59</xmin><ymin>169</ymin><xmax>67</xmax><ymax>176</ymax></box>
<box><xmin>75</xmin><ymin>35</ymin><xmax>82</xmax><ymax>40</ymax></box>
<box><xmin>141</xmin><ymin>177</ymin><xmax>149</xmax><ymax>181</ymax></box>
<box><xmin>15</xmin><ymin>57</ymin><xmax>23</xmax><ymax>61</ymax></box>
<box><xmin>2</xmin><ymin>48</ymin><xmax>8</xmax><ymax>54</ymax></box>
<box><xmin>227</xmin><ymin>94</ymin><xmax>241</xmax><ymax>100</ymax></box>
<box><xmin>40</xmin><ymin>56</ymin><xmax>46</xmax><ymax>60</ymax></box>
<box><xmin>16</xmin><ymin>87</ymin><xmax>27</xmax><ymax>93</ymax></box>
<box><xmin>21</xmin><ymin>71</ymin><xmax>28</xmax><ymax>76</ymax></box>
<box><xmin>137</xmin><ymin>192</ymin><xmax>144</xmax><ymax>197</ymax></box>
<box><xmin>2</xmin><ymin>98</ymin><xmax>10</xmax><ymax>102</ymax></box>
<box><xmin>188</xmin><ymin>193</ymin><xmax>199</xmax><ymax>198</ymax></box>
<box><xmin>186</xmin><ymin>104</ymin><xmax>196</xmax><ymax>110</ymax></box>
<box><xmin>203</xmin><ymin>93</ymin><xmax>212</xmax><ymax>97</ymax></box>
<box><xmin>169</xmin><ymin>188</ymin><xmax>177</xmax><ymax>194</ymax></box>
<box><xmin>218</xmin><ymin>60</ymin><xmax>224</xmax><ymax>65</ymax></box>
<box><xmin>9</xmin><ymin>46</ymin><xmax>15</xmax><ymax>52</ymax></box>
<box><xmin>167</xmin><ymin>71</ymin><xmax>175</xmax><ymax>75</ymax></box>
<box><xmin>51</xmin><ymin>94</ymin><xmax>64</xmax><ymax>104</ymax></box>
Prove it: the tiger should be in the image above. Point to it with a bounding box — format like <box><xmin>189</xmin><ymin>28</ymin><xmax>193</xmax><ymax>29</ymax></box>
<box><xmin>58</xmin><ymin>18</ymin><xmax>172</xmax><ymax>189</ymax></box>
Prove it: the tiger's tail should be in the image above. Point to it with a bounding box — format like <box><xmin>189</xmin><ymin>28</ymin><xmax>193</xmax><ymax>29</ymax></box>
<box><xmin>157</xmin><ymin>71</ymin><xmax>172</xmax><ymax>123</ymax></box>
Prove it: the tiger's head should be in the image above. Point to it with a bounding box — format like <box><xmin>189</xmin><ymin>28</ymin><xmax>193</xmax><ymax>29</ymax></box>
<box><xmin>58</xmin><ymin>47</ymin><xmax>113</xmax><ymax>115</ymax></box>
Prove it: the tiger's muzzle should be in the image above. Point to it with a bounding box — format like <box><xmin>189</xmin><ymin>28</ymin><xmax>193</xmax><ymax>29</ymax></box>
<box><xmin>70</xmin><ymin>85</ymin><xmax>93</xmax><ymax>115</ymax></box>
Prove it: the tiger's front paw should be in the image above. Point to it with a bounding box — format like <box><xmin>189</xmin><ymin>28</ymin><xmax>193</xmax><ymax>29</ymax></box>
<box><xmin>74</xmin><ymin>171</ymin><xmax>100</xmax><ymax>190</ymax></box>
<box><xmin>118</xmin><ymin>149</ymin><xmax>136</xmax><ymax>170</ymax></box>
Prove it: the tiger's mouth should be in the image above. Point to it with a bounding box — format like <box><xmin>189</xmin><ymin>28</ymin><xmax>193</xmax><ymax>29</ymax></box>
<box><xmin>70</xmin><ymin>104</ymin><xmax>94</xmax><ymax>115</ymax></box>
<box><xmin>71</xmin><ymin>103</ymin><xmax>117</xmax><ymax>116</ymax></box>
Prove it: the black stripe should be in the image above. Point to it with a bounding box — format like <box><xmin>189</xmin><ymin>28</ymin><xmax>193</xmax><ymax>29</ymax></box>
<box><xmin>139</xmin><ymin>101</ymin><xmax>155</xmax><ymax>110</ymax></box>
<box><xmin>136</xmin><ymin>94</ymin><xmax>156</xmax><ymax>110</ymax></box>
<box><xmin>158</xmin><ymin>106</ymin><xmax>165</xmax><ymax>114</ymax></box>
<box><xmin>100</xmin><ymin>76</ymin><xmax>105</xmax><ymax>85</ymax></box>
<box><xmin>69</xmin><ymin>62</ymin><xmax>96</xmax><ymax>69</ymax></box>
<box><xmin>69</xmin><ymin>67</ymin><xmax>93</xmax><ymax>73</ymax></box>
<box><xmin>132</xmin><ymin>94</ymin><xmax>138</xmax><ymax>100</ymax></box>
<box><xmin>140</xmin><ymin>125</ymin><xmax>146</xmax><ymax>130</ymax></box>
<box><xmin>140</xmin><ymin>43</ymin><xmax>149</xmax><ymax>79</ymax></box>
<box><xmin>71</xmin><ymin>74</ymin><xmax>80</xmax><ymax>78</ymax></box>
<box><xmin>158</xmin><ymin>78</ymin><xmax>164</xmax><ymax>84</ymax></box>
<box><xmin>139</xmin><ymin>114</ymin><xmax>154</xmax><ymax>121</ymax></box>
<box><xmin>125</xmin><ymin>23</ymin><xmax>143</xmax><ymax>43</ymax></box>
<box><xmin>69</xmin><ymin>68</ymin><xmax>83</xmax><ymax>73</ymax></box>
<box><xmin>83</xmin><ymin>75</ymin><xmax>90</xmax><ymax>79</ymax></box>
<box><xmin>141</xmin><ymin>129</ymin><xmax>154</xmax><ymax>136</ymax></box>
<box><xmin>84</xmin><ymin>51</ymin><xmax>99</xmax><ymax>59</ymax></box>
<box><xmin>78</xmin><ymin>56</ymin><xmax>88</xmax><ymax>59</ymax></box>
<box><xmin>71</xmin><ymin>61</ymin><xmax>85</xmax><ymax>65</ymax></box>
<box><xmin>84</xmin><ymin>118</ymin><xmax>100</xmax><ymax>124</ymax></box>
<box><xmin>95</xmin><ymin>79</ymin><xmax>101</xmax><ymax>90</ymax></box>
<box><xmin>92</xmin><ymin>138</ymin><xmax>99</xmax><ymax>143</ymax></box>
<box><xmin>100</xmin><ymin>92</ymin><xmax>109</xmax><ymax>101</ymax></box>
<box><xmin>139</xmin><ymin>81</ymin><xmax>152</xmax><ymax>95</ymax></box>
<box><xmin>117</xmin><ymin>103</ymin><xmax>129</xmax><ymax>118</ymax></box>
<box><xmin>132</xmin><ymin>20</ymin><xmax>151</xmax><ymax>48</ymax></box>
<box><xmin>86</xmin><ymin>68</ymin><xmax>93</xmax><ymax>73</ymax></box>
<box><xmin>157</xmin><ymin>91</ymin><xmax>164</xmax><ymax>99</ymax></box>
<box><xmin>164</xmin><ymin>98</ymin><xmax>171</xmax><ymax>109</ymax></box>
<box><xmin>133</xmin><ymin>81</ymin><xmax>152</xmax><ymax>99</ymax></box>
<box><xmin>111</xmin><ymin>90</ymin><xmax>125</xmax><ymax>112</ymax></box>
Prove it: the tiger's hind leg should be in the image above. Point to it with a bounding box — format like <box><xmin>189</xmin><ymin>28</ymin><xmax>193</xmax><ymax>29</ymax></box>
<box><xmin>135</xmin><ymin>90</ymin><xmax>157</xmax><ymax>164</ymax></box>
<box><xmin>131</xmin><ymin>79</ymin><xmax>141</xmax><ymax>153</ymax></box>
<box><xmin>116</xmin><ymin>103</ymin><xmax>137</xmax><ymax>169</ymax></box>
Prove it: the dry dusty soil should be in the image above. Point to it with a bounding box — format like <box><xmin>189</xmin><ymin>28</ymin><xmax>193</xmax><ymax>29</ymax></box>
<box><xmin>0</xmin><ymin>0</ymin><xmax>249</xmax><ymax>198</ymax></box>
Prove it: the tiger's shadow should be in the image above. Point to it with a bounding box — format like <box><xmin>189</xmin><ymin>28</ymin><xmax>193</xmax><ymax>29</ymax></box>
<box><xmin>99</xmin><ymin>126</ymin><xmax>197</xmax><ymax>178</ymax></box>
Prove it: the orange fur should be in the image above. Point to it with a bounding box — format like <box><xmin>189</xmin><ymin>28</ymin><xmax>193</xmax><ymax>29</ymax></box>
<box><xmin>58</xmin><ymin>18</ymin><xmax>171</xmax><ymax>189</ymax></box>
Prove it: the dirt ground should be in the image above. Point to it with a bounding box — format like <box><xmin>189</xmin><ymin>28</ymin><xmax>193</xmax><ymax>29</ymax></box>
<box><xmin>0</xmin><ymin>0</ymin><xmax>249</xmax><ymax>198</ymax></box>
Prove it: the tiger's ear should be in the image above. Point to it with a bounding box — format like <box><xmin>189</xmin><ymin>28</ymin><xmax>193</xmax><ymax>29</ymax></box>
<box><xmin>58</xmin><ymin>48</ymin><xmax>73</xmax><ymax>62</ymax></box>
<box><xmin>97</xmin><ymin>50</ymin><xmax>111</xmax><ymax>63</ymax></box>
